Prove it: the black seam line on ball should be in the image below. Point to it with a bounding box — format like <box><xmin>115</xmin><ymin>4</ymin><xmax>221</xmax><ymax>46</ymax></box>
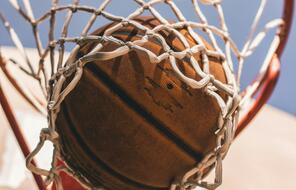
<box><xmin>62</xmin><ymin>104</ymin><xmax>167</xmax><ymax>190</ymax></box>
<box><xmin>86</xmin><ymin>63</ymin><xmax>203</xmax><ymax>163</ymax></box>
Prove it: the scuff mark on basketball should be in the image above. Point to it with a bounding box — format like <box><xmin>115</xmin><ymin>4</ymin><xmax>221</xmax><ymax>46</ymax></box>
<box><xmin>144</xmin><ymin>77</ymin><xmax>183</xmax><ymax>113</ymax></box>
<box><xmin>156</xmin><ymin>64</ymin><xmax>193</xmax><ymax>97</ymax></box>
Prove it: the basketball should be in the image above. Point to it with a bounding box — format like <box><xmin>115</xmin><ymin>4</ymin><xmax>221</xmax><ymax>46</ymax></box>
<box><xmin>55</xmin><ymin>16</ymin><xmax>227</xmax><ymax>190</ymax></box>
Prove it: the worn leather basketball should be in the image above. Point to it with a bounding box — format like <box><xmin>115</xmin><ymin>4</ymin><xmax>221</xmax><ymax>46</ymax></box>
<box><xmin>56</xmin><ymin>16</ymin><xmax>227</xmax><ymax>190</ymax></box>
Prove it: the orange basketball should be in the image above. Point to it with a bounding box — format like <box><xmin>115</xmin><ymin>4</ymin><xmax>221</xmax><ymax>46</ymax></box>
<box><xmin>56</xmin><ymin>16</ymin><xmax>226</xmax><ymax>190</ymax></box>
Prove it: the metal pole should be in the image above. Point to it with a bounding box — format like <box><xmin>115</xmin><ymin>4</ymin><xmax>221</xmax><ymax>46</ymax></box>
<box><xmin>0</xmin><ymin>81</ymin><xmax>46</xmax><ymax>190</ymax></box>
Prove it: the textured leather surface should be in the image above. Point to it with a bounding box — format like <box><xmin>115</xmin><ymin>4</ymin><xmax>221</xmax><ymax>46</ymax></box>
<box><xmin>56</xmin><ymin>16</ymin><xmax>227</xmax><ymax>190</ymax></box>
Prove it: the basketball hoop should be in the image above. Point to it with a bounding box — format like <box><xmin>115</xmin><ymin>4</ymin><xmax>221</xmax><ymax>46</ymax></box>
<box><xmin>0</xmin><ymin>0</ymin><xmax>293</xmax><ymax>190</ymax></box>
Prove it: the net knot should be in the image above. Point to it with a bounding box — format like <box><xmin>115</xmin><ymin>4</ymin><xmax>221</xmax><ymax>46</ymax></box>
<box><xmin>57</xmin><ymin>38</ymin><xmax>65</xmax><ymax>44</ymax></box>
<box><xmin>31</xmin><ymin>20</ymin><xmax>37</xmax><ymax>27</ymax></box>
<box><xmin>125</xmin><ymin>41</ymin><xmax>134</xmax><ymax>49</ymax></box>
<box><xmin>209</xmin><ymin>74</ymin><xmax>217</xmax><ymax>82</ymax></box>
<box><xmin>185</xmin><ymin>48</ymin><xmax>194</xmax><ymax>57</ymax></box>
<box><xmin>95</xmin><ymin>10</ymin><xmax>102</xmax><ymax>16</ymax></box>
<box><xmin>145</xmin><ymin>30</ymin><xmax>155</xmax><ymax>38</ymax></box>
<box><xmin>164</xmin><ymin>0</ymin><xmax>172</xmax><ymax>4</ymax></box>
<box><xmin>49</xmin><ymin>41</ymin><xmax>56</xmax><ymax>48</ymax></box>
<box><xmin>70</xmin><ymin>4</ymin><xmax>78</xmax><ymax>13</ymax></box>
<box><xmin>50</xmin><ymin>7</ymin><xmax>56</xmax><ymax>14</ymax></box>
<box><xmin>62</xmin><ymin>64</ymin><xmax>77</xmax><ymax>77</ymax></box>
<box><xmin>40</xmin><ymin>128</ymin><xmax>59</xmax><ymax>142</ymax></box>
<box><xmin>56</xmin><ymin>67</ymin><xmax>65</xmax><ymax>75</ymax></box>
<box><xmin>142</xmin><ymin>3</ymin><xmax>150</xmax><ymax>10</ymax></box>
<box><xmin>121</xmin><ymin>19</ymin><xmax>130</xmax><ymax>27</ymax></box>
<box><xmin>202</xmin><ymin>76</ymin><xmax>215</xmax><ymax>92</ymax></box>
<box><xmin>44</xmin><ymin>172</ymin><xmax>55</xmax><ymax>186</ymax></box>
<box><xmin>214</xmin><ymin>145</ymin><xmax>223</xmax><ymax>155</ymax></box>
<box><xmin>200</xmin><ymin>0</ymin><xmax>222</xmax><ymax>5</ymax></box>
<box><xmin>167</xmin><ymin>49</ymin><xmax>174</xmax><ymax>56</ymax></box>
<box><xmin>48</xmin><ymin>100</ymin><xmax>56</xmax><ymax>110</ymax></box>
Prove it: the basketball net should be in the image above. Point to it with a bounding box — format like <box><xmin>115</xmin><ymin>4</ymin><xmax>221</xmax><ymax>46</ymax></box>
<box><xmin>0</xmin><ymin>0</ymin><xmax>293</xmax><ymax>190</ymax></box>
